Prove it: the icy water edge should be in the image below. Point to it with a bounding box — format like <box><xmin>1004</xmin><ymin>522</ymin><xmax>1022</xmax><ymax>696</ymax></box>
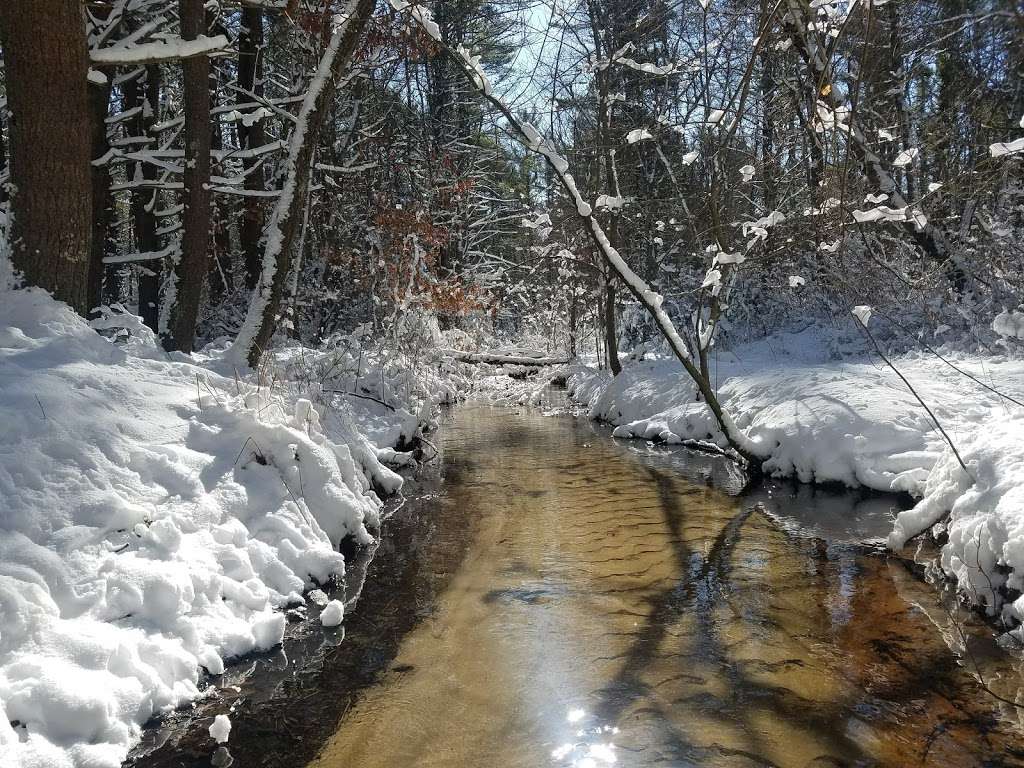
<box><xmin>128</xmin><ymin>397</ymin><xmax>1024</xmax><ymax>768</ymax></box>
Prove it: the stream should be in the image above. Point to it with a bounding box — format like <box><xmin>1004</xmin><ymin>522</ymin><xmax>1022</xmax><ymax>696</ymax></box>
<box><xmin>128</xmin><ymin>395</ymin><xmax>1024</xmax><ymax>768</ymax></box>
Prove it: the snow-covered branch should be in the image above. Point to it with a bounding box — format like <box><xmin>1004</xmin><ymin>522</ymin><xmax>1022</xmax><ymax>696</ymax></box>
<box><xmin>91</xmin><ymin>35</ymin><xmax>231</xmax><ymax>65</ymax></box>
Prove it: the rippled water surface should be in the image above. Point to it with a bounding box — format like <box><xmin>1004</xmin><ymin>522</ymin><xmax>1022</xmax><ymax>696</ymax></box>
<box><xmin>308</xmin><ymin>401</ymin><xmax>1024</xmax><ymax>768</ymax></box>
<box><xmin>129</xmin><ymin>398</ymin><xmax>1024</xmax><ymax>768</ymax></box>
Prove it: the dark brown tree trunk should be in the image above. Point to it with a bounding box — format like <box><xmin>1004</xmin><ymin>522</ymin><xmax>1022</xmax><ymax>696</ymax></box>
<box><xmin>0</xmin><ymin>0</ymin><xmax>93</xmax><ymax>315</ymax></box>
<box><xmin>603</xmin><ymin>267</ymin><xmax>621</xmax><ymax>376</ymax></box>
<box><xmin>568</xmin><ymin>280</ymin><xmax>577</xmax><ymax>359</ymax></box>
<box><xmin>0</xmin><ymin>104</ymin><xmax>8</xmax><ymax>204</ymax></box>
<box><xmin>87</xmin><ymin>75</ymin><xmax>115</xmax><ymax>311</ymax></box>
<box><xmin>587</xmin><ymin>5</ymin><xmax>622</xmax><ymax>377</ymax></box>
<box><xmin>238</xmin><ymin>6</ymin><xmax>267</xmax><ymax>290</ymax></box>
<box><xmin>164</xmin><ymin>0</ymin><xmax>212</xmax><ymax>352</ymax></box>
<box><xmin>129</xmin><ymin>66</ymin><xmax>163</xmax><ymax>331</ymax></box>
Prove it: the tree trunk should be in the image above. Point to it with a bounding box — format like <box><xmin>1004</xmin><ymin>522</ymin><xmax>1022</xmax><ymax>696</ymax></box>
<box><xmin>208</xmin><ymin>100</ymin><xmax>232</xmax><ymax>303</ymax></box>
<box><xmin>567</xmin><ymin>280</ymin><xmax>577</xmax><ymax>359</ymax></box>
<box><xmin>0</xmin><ymin>97</ymin><xmax>8</xmax><ymax>205</ymax></box>
<box><xmin>87</xmin><ymin>74</ymin><xmax>115</xmax><ymax>311</ymax></box>
<box><xmin>127</xmin><ymin>66</ymin><xmax>163</xmax><ymax>331</ymax></box>
<box><xmin>164</xmin><ymin>0</ymin><xmax>212</xmax><ymax>352</ymax></box>
<box><xmin>238</xmin><ymin>6</ymin><xmax>267</xmax><ymax>290</ymax></box>
<box><xmin>604</xmin><ymin>272</ymin><xmax>621</xmax><ymax>375</ymax></box>
<box><xmin>0</xmin><ymin>0</ymin><xmax>93</xmax><ymax>315</ymax></box>
<box><xmin>231</xmin><ymin>0</ymin><xmax>376</xmax><ymax>367</ymax></box>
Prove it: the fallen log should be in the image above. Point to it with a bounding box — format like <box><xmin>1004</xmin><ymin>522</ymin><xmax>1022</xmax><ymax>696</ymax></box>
<box><xmin>442</xmin><ymin>349</ymin><xmax>569</xmax><ymax>367</ymax></box>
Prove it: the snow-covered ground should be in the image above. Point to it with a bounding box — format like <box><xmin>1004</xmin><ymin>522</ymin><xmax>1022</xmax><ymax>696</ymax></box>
<box><xmin>0</xmin><ymin>277</ymin><xmax>450</xmax><ymax>767</ymax></box>
<box><xmin>565</xmin><ymin>326</ymin><xmax>1024</xmax><ymax>630</ymax></box>
<box><xmin>8</xmin><ymin>265</ymin><xmax>1024</xmax><ymax>768</ymax></box>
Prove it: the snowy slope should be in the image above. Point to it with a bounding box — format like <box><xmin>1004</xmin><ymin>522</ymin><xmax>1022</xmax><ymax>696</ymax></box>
<box><xmin>0</xmin><ymin>284</ymin><xmax>407</xmax><ymax>768</ymax></box>
<box><xmin>567</xmin><ymin>329</ymin><xmax>1024</xmax><ymax>629</ymax></box>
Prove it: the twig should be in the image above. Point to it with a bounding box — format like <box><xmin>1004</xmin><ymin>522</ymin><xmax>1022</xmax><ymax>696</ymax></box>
<box><xmin>418</xmin><ymin>435</ymin><xmax>440</xmax><ymax>463</ymax></box>
<box><xmin>873</xmin><ymin>308</ymin><xmax>1024</xmax><ymax>409</ymax></box>
<box><xmin>945</xmin><ymin>604</ymin><xmax>1023</xmax><ymax>710</ymax></box>
<box><xmin>233</xmin><ymin>436</ymin><xmax>266</xmax><ymax>467</ymax></box>
<box><xmin>325</xmin><ymin>389</ymin><xmax>396</xmax><ymax>412</ymax></box>
<box><xmin>855</xmin><ymin>317</ymin><xmax>973</xmax><ymax>481</ymax></box>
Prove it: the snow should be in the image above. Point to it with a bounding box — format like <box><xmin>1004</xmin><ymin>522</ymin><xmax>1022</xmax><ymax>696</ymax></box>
<box><xmin>319</xmin><ymin>599</ymin><xmax>344</xmax><ymax>627</ymax></box>
<box><xmin>565</xmin><ymin>326</ymin><xmax>1024</xmax><ymax>629</ymax></box>
<box><xmin>892</xmin><ymin>147</ymin><xmax>918</xmax><ymax>167</ymax></box>
<box><xmin>208</xmin><ymin>714</ymin><xmax>231</xmax><ymax>744</ymax></box>
<box><xmin>90</xmin><ymin>35</ymin><xmax>229</xmax><ymax>66</ymax></box>
<box><xmin>594</xmin><ymin>194</ymin><xmax>624</xmax><ymax>210</ymax></box>
<box><xmin>990</xmin><ymin>138</ymin><xmax>1024</xmax><ymax>158</ymax></box>
<box><xmin>0</xmin><ymin>279</ymin><xmax>420</xmax><ymax>767</ymax></box>
<box><xmin>852</xmin><ymin>204</ymin><xmax>927</xmax><ymax>229</ymax></box>
<box><xmin>887</xmin><ymin>420</ymin><xmax>1024</xmax><ymax>627</ymax></box>
<box><xmin>625</xmin><ymin>128</ymin><xmax>653</xmax><ymax>144</ymax></box>
<box><xmin>851</xmin><ymin>305</ymin><xmax>873</xmax><ymax>326</ymax></box>
<box><xmin>993</xmin><ymin>310</ymin><xmax>1024</xmax><ymax>339</ymax></box>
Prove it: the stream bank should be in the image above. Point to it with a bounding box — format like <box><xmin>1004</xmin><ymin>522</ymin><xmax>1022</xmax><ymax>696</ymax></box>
<box><xmin>128</xmin><ymin>397</ymin><xmax>1024</xmax><ymax>767</ymax></box>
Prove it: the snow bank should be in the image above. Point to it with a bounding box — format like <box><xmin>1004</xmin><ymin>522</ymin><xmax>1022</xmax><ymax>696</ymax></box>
<box><xmin>566</xmin><ymin>328</ymin><xmax>1024</xmax><ymax>628</ymax></box>
<box><xmin>0</xmin><ymin>285</ymin><xmax>406</xmax><ymax>767</ymax></box>
<box><xmin>888</xmin><ymin>419</ymin><xmax>1024</xmax><ymax>626</ymax></box>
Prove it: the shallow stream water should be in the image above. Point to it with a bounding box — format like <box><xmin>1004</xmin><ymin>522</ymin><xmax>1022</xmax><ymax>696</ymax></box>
<box><xmin>128</xmin><ymin>397</ymin><xmax>1024</xmax><ymax>768</ymax></box>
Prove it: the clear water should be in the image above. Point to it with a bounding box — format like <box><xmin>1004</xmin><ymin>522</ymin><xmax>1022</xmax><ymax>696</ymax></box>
<box><xmin>128</xmin><ymin>399</ymin><xmax>1024</xmax><ymax>768</ymax></box>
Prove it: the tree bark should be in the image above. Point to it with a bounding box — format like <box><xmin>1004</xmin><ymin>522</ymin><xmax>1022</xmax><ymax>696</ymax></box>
<box><xmin>604</xmin><ymin>271</ymin><xmax>621</xmax><ymax>375</ymax></box>
<box><xmin>87</xmin><ymin>73</ymin><xmax>115</xmax><ymax>310</ymax></box>
<box><xmin>0</xmin><ymin>97</ymin><xmax>8</xmax><ymax>205</ymax></box>
<box><xmin>164</xmin><ymin>0</ymin><xmax>212</xmax><ymax>352</ymax></box>
<box><xmin>238</xmin><ymin>6</ymin><xmax>267</xmax><ymax>290</ymax></box>
<box><xmin>0</xmin><ymin>0</ymin><xmax>93</xmax><ymax>315</ymax></box>
<box><xmin>126</xmin><ymin>66</ymin><xmax>163</xmax><ymax>331</ymax></box>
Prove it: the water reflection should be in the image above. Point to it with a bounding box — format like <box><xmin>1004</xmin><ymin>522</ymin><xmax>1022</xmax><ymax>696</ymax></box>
<box><xmin>550</xmin><ymin>709</ymin><xmax>619</xmax><ymax>767</ymax></box>
<box><xmin>127</xmin><ymin>397</ymin><xmax>1024</xmax><ymax>768</ymax></box>
<box><xmin>307</xmin><ymin>403</ymin><xmax>1024</xmax><ymax>767</ymax></box>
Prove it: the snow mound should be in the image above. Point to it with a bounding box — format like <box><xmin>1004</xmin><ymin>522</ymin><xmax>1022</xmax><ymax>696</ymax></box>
<box><xmin>0</xmin><ymin>284</ymin><xmax>401</xmax><ymax>767</ymax></box>
<box><xmin>890</xmin><ymin>419</ymin><xmax>1024</xmax><ymax>627</ymax></box>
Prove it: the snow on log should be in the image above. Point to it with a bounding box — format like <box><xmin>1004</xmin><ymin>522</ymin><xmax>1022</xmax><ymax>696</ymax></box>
<box><xmin>442</xmin><ymin>349</ymin><xmax>569</xmax><ymax>366</ymax></box>
<box><xmin>91</xmin><ymin>35</ymin><xmax>230</xmax><ymax>66</ymax></box>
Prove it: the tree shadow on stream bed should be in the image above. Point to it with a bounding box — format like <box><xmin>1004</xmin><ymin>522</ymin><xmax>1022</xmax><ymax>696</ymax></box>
<box><xmin>582</xmin><ymin>464</ymin><xmax>1024</xmax><ymax>767</ymax></box>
